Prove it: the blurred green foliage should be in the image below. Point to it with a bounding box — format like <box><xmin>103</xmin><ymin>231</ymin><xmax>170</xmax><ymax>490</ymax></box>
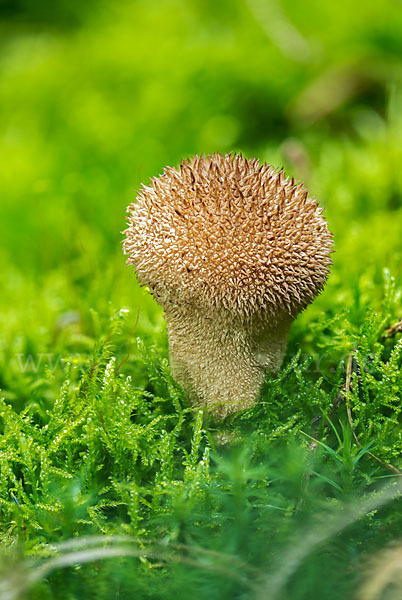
<box><xmin>1</xmin><ymin>0</ymin><xmax>402</xmax><ymax>598</ymax></box>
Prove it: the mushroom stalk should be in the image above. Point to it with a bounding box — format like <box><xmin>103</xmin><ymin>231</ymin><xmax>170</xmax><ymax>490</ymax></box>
<box><xmin>123</xmin><ymin>153</ymin><xmax>333</xmax><ymax>418</ymax></box>
<box><xmin>165</xmin><ymin>304</ymin><xmax>291</xmax><ymax>418</ymax></box>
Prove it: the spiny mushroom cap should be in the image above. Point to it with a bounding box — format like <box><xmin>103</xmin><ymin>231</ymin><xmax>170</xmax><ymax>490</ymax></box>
<box><xmin>123</xmin><ymin>153</ymin><xmax>333</xmax><ymax>319</ymax></box>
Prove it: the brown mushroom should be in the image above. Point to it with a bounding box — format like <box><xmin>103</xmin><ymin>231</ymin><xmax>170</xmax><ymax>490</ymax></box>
<box><xmin>123</xmin><ymin>153</ymin><xmax>333</xmax><ymax>418</ymax></box>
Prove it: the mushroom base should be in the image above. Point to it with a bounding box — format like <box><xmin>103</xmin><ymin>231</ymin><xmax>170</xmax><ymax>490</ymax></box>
<box><xmin>164</xmin><ymin>305</ymin><xmax>292</xmax><ymax>419</ymax></box>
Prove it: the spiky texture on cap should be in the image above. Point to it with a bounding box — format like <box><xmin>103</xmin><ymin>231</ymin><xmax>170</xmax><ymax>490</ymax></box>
<box><xmin>123</xmin><ymin>153</ymin><xmax>333</xmax><ymax>320</ymax></box>
<box><xmin>123</xmin><ymin>153</ymin><xmax>333</xmax><ymax>418</ymax></box>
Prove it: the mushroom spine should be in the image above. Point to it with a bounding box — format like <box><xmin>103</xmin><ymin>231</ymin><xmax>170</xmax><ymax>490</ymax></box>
<box><xmin>123</xmin><ymin>153</ymin><xmax>333</xmax><ymax>418</ymax></box>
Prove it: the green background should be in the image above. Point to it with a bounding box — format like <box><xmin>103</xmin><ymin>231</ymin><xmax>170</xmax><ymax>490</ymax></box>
<box><xmin>1</xmin><ymin>1</ymin><xmax>402</xmax><ymax>599</ymax></box>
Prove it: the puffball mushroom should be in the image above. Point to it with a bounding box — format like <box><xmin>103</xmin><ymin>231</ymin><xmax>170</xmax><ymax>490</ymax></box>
<box><xmin>123</xmin><ymin>153</ymin><xmax>333</xmax><ymax>419</ymax></box>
